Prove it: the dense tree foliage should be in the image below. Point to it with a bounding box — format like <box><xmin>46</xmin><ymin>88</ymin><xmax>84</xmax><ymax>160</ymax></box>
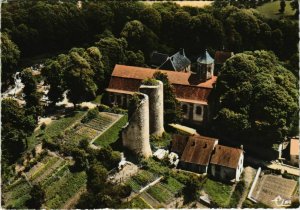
<box><xmin>26</xmin><ymin>184</ymin><xmax>45</xmax><ymax>209</ymax></box>
<box><xmin>1</xmin><ymin>33</ymin><xmax>20</xmax><ymax>87</ymax></box>
<box><xmin>2</xmin><ymin>99</ymin><xmax>36</xmax><ymax>163</ymax></box>
<box><xmin>214</xmin><ymin>50</ymin><xmax>298</xmax><ymax>146</ymax></box>
<box><xmin>2</xmin><ymin>0</ymin><xmax>298</xmax><ymax>86</ymax></box>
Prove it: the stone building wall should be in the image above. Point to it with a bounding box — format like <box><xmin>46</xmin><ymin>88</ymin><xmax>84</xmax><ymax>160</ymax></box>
<box><xmin>139</xmin><ymin>81</ymin><xmax>164</xmax><ymax>137</ymax></box>
<box><xmin>122</xmin><ymin>93</ymin><xmax>152</xmax><ymax>158</ymax></box>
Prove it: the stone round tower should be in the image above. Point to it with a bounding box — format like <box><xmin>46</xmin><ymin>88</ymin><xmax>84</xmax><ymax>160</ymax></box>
<box><xmin>122</xmin><ymin>93</ymin><xmax>152</xmax><ymax>158</ymax></box>
<box><xmin>139</xmin><ymin>80</ymin><xmax>164</xmax><ymax>137</ymax></box>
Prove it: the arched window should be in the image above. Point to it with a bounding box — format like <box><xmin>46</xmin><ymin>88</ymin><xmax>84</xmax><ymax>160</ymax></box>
<box><xmin>182</xmin><ymin>104</ymin><xmax>188</xmax><ymax>113</ymax></box>
<box><xmin>196</xmin><ymin>106</ymin><xmax>202</xmax><ymax>115</ymax></box>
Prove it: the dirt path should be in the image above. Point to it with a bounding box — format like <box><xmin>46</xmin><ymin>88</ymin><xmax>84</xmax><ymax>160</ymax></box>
<box><xmin>62</xmin><ymin>186</ymin><xmax>86</xmax><ymax>209</ymax></box>
<box><xmin>237</xmin><ymin>166</ymin><xmax>256</xmax><ymax>208</ymax></box>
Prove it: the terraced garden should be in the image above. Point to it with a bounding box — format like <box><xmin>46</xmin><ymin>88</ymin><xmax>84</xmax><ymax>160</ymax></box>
<box><xmin>63</xmin><ymin>112</ymin><xmax>124</xmax><ymax>146</ymax></box>
<box><xmin>3</xmin><ymin>154</ymin><xmax>87</xmax><ymax>209</ymax></box>
<box><xmin>126</xmin><ymin>170</ymin><xmax>159</xmax><ymax>192</ymax></box>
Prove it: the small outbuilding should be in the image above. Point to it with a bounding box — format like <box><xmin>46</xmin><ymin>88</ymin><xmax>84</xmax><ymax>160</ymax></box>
<box><xmin>179</xmin><ymin>135</ymin><xmax>218</xmax><ymax>174</ymax></box>
<box><xmin>209</xmin><ymin>145</ymin><xmax>244</xmax><ymax>182</ymax></box>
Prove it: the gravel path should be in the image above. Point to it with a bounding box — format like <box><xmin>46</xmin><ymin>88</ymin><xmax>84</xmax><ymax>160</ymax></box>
<box><xmin>237</xmin><ymin>166</ymin><xmax>256</xmax><ymax>208</ymax></box>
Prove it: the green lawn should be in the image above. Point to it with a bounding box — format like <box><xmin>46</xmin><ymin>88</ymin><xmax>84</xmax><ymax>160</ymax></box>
<box><xmin>162</xmin><ymin>177</ymin><xmax>184</xmax><ymax>194</ymax></box>
<box><xmin>202</xmin><ymin>178</ymin><xmax>233</xmax><ymax>208</ymax></box>
<box><xmin>256</xmin><ymin>1</ymin><xmax>295</xmax><ymax>19</ymax></box>
<box><xmin>147</xmin><ymin>183</ymin><xmax>173</xmax><ymax>203</ymax></box>
<box><xmin>93</xmin><ymin>115</ymin><xmax>128</xmax><ymax>147</ymax></box>
<box><xmin>27</xmin><ymin>111</ymin><xmax>86</xmax><ymax>149</ymax></box>
<box><xmin>122</xmin><ymin>197</ymin><xmax>152</xmax><ymax>209</ymax></box>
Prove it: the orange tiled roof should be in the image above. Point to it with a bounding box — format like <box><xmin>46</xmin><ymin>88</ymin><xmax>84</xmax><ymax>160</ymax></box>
<box><xmin>107</xmin><ymin>65</ymin><xmax>217</xmax><ymax>103</ymax></box>
<box><xmin>210</xmin><ymin>145</ymin><xmax>243</xmax><ymax>169</ymax></box>
<box><xmin>290</xmin><ymin>138</ymin><xmax>299</xmax><ymax>156</ymax></box>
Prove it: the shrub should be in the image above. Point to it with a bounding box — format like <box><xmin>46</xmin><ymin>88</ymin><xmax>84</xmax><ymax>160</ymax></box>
<box><xmin>81</xmin><ymin>108</ymin><xmax>99</xmax><ymax>123</ymax></box>
<box><xmin>40</xmin><ymin>123</ymin><xmax>46</xmax><ymax>130</ymax></box>
<box><xmin>98</xmin><ymin>104</ymin><xmax>110</xmax><ymax>112</ymax></box>
<box><xmin>142</xmin><ymin>78</ymin><xmax>159</xmax><ymax>86</ymax></box>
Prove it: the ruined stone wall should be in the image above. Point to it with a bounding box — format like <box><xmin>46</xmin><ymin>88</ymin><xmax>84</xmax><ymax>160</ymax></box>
<box><xmin>139</xmin><ymin>81</ymin><xmax>164</xmax><ymax>137</ymax></box>
<box><xmin>122</xmin><ymin>93</ymin><xmax>152</xmax><ymax>158</ymax></box>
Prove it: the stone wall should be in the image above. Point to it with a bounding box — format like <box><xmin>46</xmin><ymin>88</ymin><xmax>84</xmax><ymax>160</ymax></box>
<box><xmin>139</xmin><ymin>81</ymin><xmax>164</xmax><ymax>136</ymax></box>
<box><xmin>122</xmin><ymin>93</ymin><xmax>152</xmax><ymax>158</ymax></box>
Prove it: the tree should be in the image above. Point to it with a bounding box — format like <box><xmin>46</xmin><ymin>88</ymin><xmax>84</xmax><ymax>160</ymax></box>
<box><xmin>64</xmin><ymin>51</ymin><xmax>97</xmax><ymax>106</ymax></box>
<box><xmin>290</xmin><ymin>0</ymin><xmax>299</xmax><ymax>17</ymax></box>
<box><xmin>279</xmin><ymin>0</ymin><xmax>286</xmax><ymax>13</ymax></box>
<box><xmin>87</xmin><ymin>163</ymin><xmax>108</xmax><ymax>193</ymax></box>
<box><xmin>153</xmin><ymin>71</ymin><xmax>182</xmax><ymax>125</ymax></box>
<box><xmin>214</xmin><ymin>51</ymin><xmax>298</xmax><ymax>147</ymax></box>
<box><xmin>125</xmin><ymin>50</ymin><xmax>145</xmax><ymax>66</ymax></box>
<box><xmin>139</xmin><ymin>7</ymin><xmax>162</xmax><ymax>32</ymax></box>
<box><xmin>42</xmin><ymin>60</ymin><xmax>65</xmax><ymax>106</ymax></box>
<box><xmin>1</xmin><ymin>33</ymin><xmax>20</xmax><ymax>87</ymax></box>
<box><xmin>26</xmin><ymin>184</ymin><xmax>45</xmax><ymax>209</ymax></box>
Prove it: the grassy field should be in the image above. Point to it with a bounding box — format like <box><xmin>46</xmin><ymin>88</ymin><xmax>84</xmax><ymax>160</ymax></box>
<box><xmin>93</xmin><ymin>115</ymin><xmax>128</xmax><ymax>147</ymax></box>
<box><xmin>143</xmin><ymin>1</ymin><xmax>213</xmax><ymax>8</ymax></box>
<box><xmin>123</xmin><ymin>197</ymin><xmax>152</xmax><ymax>209</ymax></box>
<box><xmin>256</xmin><ymin>0</ymin><xmax>295</xmax><ymax>19</ymax></box>
<box><xmin>202</xmin><ymin>178</ymin><xmax>233</xmax><ymax>208</ymax></box>
<box><xmin>27</xmin><ymin>111</ymin><xmax>86</xmax><ymax>149</ymax></box>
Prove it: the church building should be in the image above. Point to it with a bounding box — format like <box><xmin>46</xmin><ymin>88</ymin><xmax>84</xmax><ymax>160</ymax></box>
<box><xmin>106</xmin><ymin>50</ymin><xmax>217</xmax><ymax>125</ymax></box>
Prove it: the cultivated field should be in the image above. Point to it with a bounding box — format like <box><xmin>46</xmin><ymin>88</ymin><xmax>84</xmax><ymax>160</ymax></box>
<box><xmin>3</xmin><ymin>153</ymin><xmax>86</xmax><ymax>209</ymax></box>
<box><xmin>143</xmin><ymin>0</ymin><xmax>213</xmax><ymax>8</ymax></box>
<box><xmin>252</xmin><ymin>174</ymin><xmax>298</xmax><ymax>208</ymax></box>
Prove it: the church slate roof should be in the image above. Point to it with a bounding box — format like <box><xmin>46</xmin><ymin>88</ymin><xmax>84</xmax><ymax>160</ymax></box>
<box><xmin>107</xmin><ymin>65</ymin><xmax>217</xmax><ymax>104</ymax></box>
<box><xmin>197</xmin><ymin>50</ymin><xmax>214</xmax><ymax>64</ymax></box>
<box><xmin>210</xmin><ymin>145</ymin><xmax>243</xmax><ymax>169</ymax></box>
<box><xmin>150</xmin><ymin>52</ymin><xmax>169</xmax><ymax>67</ymax></box>
<box><xmin>158</xmin><ymin>49</ymin><xmax>191</xmax><ymax>71</ymax></box>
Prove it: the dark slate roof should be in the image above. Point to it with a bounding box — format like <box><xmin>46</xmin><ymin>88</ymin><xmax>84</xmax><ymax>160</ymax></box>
<box><xmin>159</xmin><ymin>49</ymin><xmax>191</xmax><ymax>71</ymax></box>
<box><xmin>150</xmin><ymin>52</ymin><xmax>169</xmax><ymax>67</ymax></box>
<box><xmin>197</xmin><ymin>50</ymin><xmax>214</xmax><ymax>64</ymax></box>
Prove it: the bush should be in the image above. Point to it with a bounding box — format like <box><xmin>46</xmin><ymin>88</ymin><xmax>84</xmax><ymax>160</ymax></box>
<box><xmin>142</xmin><ymin>78</ymin><xmax>159</xmax><ymax>86</ymax></box>
<box><xmin>40</xmin><ymin>123</ymin><xmax>46</xmax><ymax>130</ymax></box>
<box><xmin>81</xmin><ymin>108</ymin><xmax>99</xmax><ymax>123</ymax></box>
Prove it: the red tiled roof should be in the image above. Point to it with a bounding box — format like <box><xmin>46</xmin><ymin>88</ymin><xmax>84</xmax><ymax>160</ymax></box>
<box><xmin>214</xmin><ymin>51</ymin><xmax>233</xmax><ymax>64</ymax></box>
<box><xmin>210</xmin><ymin>145</ymin><xmax>243</xmax><ymax>169</ymax></box>
<box><xmin>290</xmin><ymin>138</ymin><xmax>299</xmax><ymax>156</ymax></box>
<box><xmin>111</xmin><ymin>65</ymin><xmax>217</xmax><ymax>88</ymax></box>
<box><xmin>180</xmin><ymin>135</ymin><xmax>218</xmax><ymax>166</ymax></box>
<box><xmin>171</xmin><ymin>134</ymin><xmax>189</xmax><ymax>156</ymax></box>
<box><xmin>107</xmin><ymin>65</ymin><xmax>217</xmax><ymax>103</ymax></box>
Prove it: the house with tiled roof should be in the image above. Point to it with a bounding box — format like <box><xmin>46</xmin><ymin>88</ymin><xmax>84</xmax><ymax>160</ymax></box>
<box><xmin>290</xmin><ymin>137</ymin><xmax>299</xmax><ymax>166</ymax></box>
<box><xmin>209</xmin><ymin>145</ymin><xmax>244</xmax><ymax>182</ymax></box>
<box><xmin>170</xmin><ymin>134</ymin><xmax>244</xmax><ymax>182</ymax></box>
<box><xmin>179</xmin><ymin>135</ymin><xmax>218</xmax><ymax>174</ymax></box>
<box><xmin>106</xmin><ymin>51</ymin><xmax>217</xmax><ymax>124</ymax></box>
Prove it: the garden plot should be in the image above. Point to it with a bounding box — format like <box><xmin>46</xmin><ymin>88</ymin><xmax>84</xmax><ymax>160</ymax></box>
<box><xmin>64</xmin><ymin>112</ymin><xmax>122</xmax><ymax>145</ymax></box>
<box><xmin>3</xmin><ymin>153</ymin><xmax>86</xmax><ymax>209</ymax></box>
<box><xmin>126</xmin><ymin>170</ymin><xmax>159</xmax><ymax>192</ymax></box>
<box><xmin>252</xmin><ymin>174</ymin><xmax>297</xmax><ymax>208</ymax></box>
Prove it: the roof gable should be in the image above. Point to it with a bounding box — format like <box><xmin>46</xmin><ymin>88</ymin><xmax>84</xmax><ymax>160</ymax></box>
<box><xmin>150</xmin><ymin>52</ymin><xmax>169</xmax><ymax>67</ymax></box>
<box><xmin>210</xmin><ymin>145</ymin><xmax>243</xmax><ymax>169</ymax></box>
<box><xmin>180</xmin><ymin>135</ymin><xmax>218</xmax><ymax>166</ymax></box>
